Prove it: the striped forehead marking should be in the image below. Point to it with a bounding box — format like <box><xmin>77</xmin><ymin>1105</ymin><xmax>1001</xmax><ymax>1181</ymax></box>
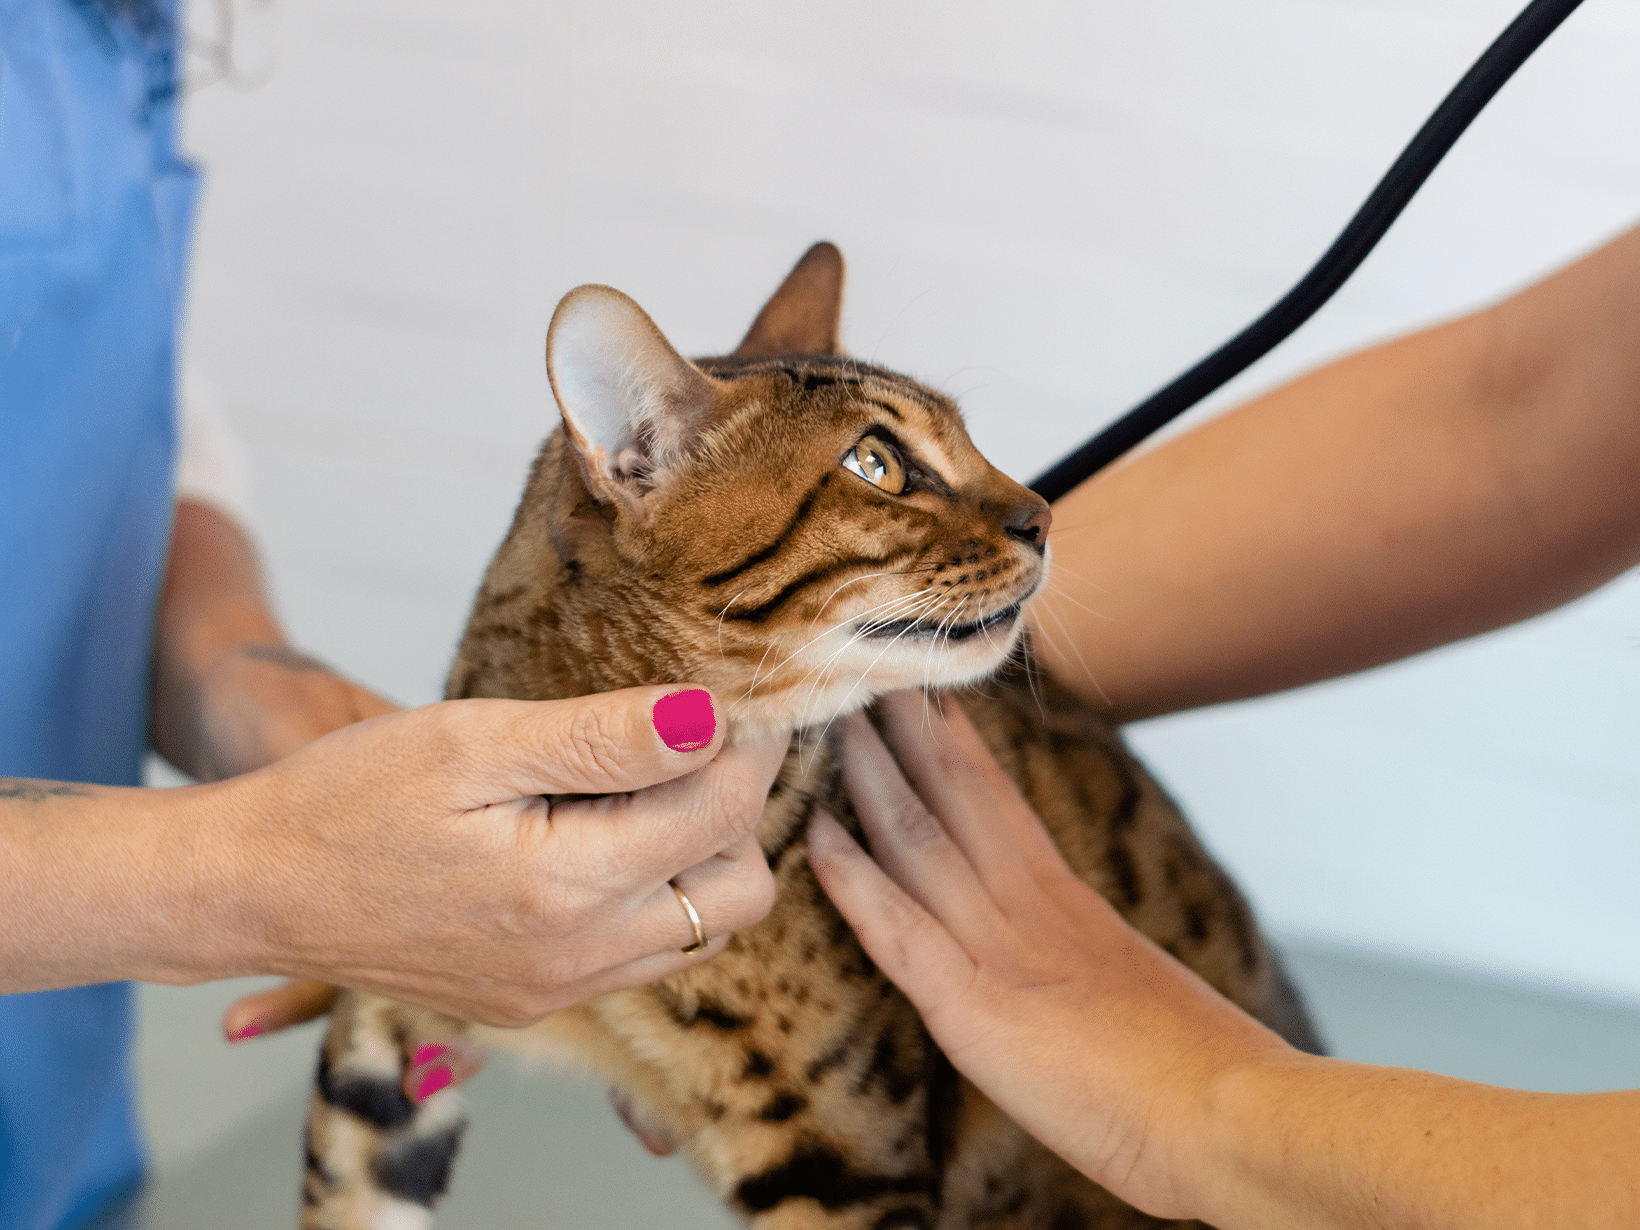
<box><xmin>856</xmin><ymin>383</ymin><xmax>962</xmax><ymax>488</ymax></box>
<box><xmin>706</xmin><ymin>358</ymin><xmax>967</xmax><ymax>485</ymax></box>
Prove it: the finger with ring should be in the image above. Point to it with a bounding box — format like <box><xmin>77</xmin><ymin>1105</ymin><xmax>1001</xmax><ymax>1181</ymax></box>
<box><xmin>670</xmin><ymin>879</ymin><xmax>709</xmax><ymax>955</ymax></box>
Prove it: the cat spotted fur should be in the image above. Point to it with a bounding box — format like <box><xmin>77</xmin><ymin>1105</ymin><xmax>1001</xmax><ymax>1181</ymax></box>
<box><xmin>299</xmin><ymin>244</ymin><xmax>1320</xmax><ymax>1230</ymax></box>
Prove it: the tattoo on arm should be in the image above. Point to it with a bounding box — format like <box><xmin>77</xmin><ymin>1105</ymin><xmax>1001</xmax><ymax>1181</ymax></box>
<box><xmin>0</xmin><ymin>778</ymin><xmax>91</xmax><ymax>803</ymax></box>
<box><xmin>242</xmin><ymin>644</ymin><xmax>333</xmax><ymax>674</ymax></box>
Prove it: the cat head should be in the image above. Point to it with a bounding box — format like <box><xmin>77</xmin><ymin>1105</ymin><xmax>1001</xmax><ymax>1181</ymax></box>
<box><xmin>515</xmin><ymin>244</ymin><xmax>1050</xmax><ymax>734</ymax></box>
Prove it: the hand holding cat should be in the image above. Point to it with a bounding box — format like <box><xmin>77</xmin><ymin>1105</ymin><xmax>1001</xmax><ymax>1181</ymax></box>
<box><xmin>1</xmin><ymin>686</ymin><xmax>784</xmax><ymax>1029</ymax></box>
<box><xmin>807</xmin><ymin>690</ymin><xmax>1290</xmax><ymax>1223</ymax></box>
<box><xmin>199</xmin><ymin>687</ymin><xmax>783</xmax><ymax>1027</ymax></box>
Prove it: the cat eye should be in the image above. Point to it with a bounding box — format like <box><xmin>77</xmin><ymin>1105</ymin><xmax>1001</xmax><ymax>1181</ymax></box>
<box><xmin>842</xmin><ymin>435</ymin><xmax>907</xmax><ymax>495</ymax></box>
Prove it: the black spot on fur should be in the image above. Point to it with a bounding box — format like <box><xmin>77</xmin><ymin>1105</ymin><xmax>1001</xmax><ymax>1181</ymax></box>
<box><xmin>1107</xmin><ymin>761</ymin><xmax>1143</xmax><ymax>832</ymax></box>
<box><xmin>696</xmin><ymin>998</ymin><xmax>752</xmax><ymax>1031</ymax></box>
<box><xmin>923</xmin><ymin>1051</ymin><xmax>962</xmax><ymax>1176</ymax></box>
<box><xmin>735</xmin><ymin>1145</ymin><xmax>934</xmax><ymax>1213</ymax></box>
<box><xmin>858</xmin><ymin>1032</ymin><xmax>919</xmax><ymax>1105</ymax></box>
<box><xmin>301</xmin><ymin>1143</ymin><xmax>326</xmax><ymax>1207</ymax></box>
<box><xmin>370</xmin><ymin>1124</ymin><xmax>465</xmax><ymax>1208</ymax></box>
<box><xmin>874</xmin><ymin>1207</ymin><xmax>933</xmax><ymax>1229</ymax></box>
<box><xmin>303</xmin><ymin>1141</ymin><xmax>331</xmax><ymax>1185</ymax></box>
<box><xmin>654</xmin><ymin>985</ymin><xmax>752</xmax><ymax>1032</ymax></box>
<box><xmin>1184</xmin><ymin>900</ymin><xmax>1211</xmax><ymax>944</ymax></box>
<box><xmin>758</xmin><ymin>1091</ymin><xmax>808</xmax><ymax>1122</ymax></box>
<box><xmin>742</xmin><ymin>1050</ymin><xmax>774</xmax><ymax>1080</ymax></box>
<box><xmin>316</xmin><ymin>1050</ymin><xmax>415</xmax><ymax>1131</ymax></box>
<box><xmin>805</xmin><ymin>1038</ymin><xmax>852</xmax><ymax>1084</ymax></box>
<box><xmin>1106</xmin><ymin>840</ymin><xmax>1144</xmax><ymax>909</ymax></box>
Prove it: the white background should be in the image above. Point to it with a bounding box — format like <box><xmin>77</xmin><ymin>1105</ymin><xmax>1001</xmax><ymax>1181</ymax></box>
<box><xmin>181</xmin><ymin>0</ymin><xmax>1640</xmax><ymax>1004</ymax></box>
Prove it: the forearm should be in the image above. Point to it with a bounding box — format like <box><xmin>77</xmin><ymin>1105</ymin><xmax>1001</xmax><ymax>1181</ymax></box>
<box><xmin>1191</xmin><ymin>1055</ymin><xmax>1640</xmax><ymax>1230</ymax></box>
<box><xmin>1033</xmin><ymin>223</ymin><xmax>1640</xmax><ymax>720</ymax></box>
<box><xmin>150</xmin><ymin>499</ymin><xmax>289</xmax><ymax>777</ymax></box>
<box><xmin>150</xmin><ymin>500</ymin><xmax>396</xmax><ymax>780</ymax></box>
<box><xmin>0</xmin><ymin>777</ymin><xmax>245</xmax><ymax>991</ymax></box>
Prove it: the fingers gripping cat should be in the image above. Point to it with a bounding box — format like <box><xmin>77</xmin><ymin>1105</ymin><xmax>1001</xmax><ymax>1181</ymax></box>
<box><xmin>299</xmin><ymin>244</ymin><xmax>1322</xmax><ymax>1230</ymax></box>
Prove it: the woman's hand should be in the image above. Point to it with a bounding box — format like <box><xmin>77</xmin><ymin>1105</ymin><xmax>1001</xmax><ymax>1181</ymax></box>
<box><xmin>193</xmin><ymin>687</ymin><xmax>784</xmax><ymax>1026</ymax></box>
<box><xmin>4</xmin><ymin>687</ymin><xmax>784</xmax><ymax>1033</ymax></box>
<box><xmin>807</xmin><ymin>690</ymin><xmax>1289</xmax><ymax>1221</ymax></box>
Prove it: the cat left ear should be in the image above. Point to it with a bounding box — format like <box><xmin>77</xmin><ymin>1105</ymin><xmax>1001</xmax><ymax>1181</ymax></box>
<box><xmin>732</xmin><ymin>242</ymin><xmax>846</xmax><ymax>358</ymax></box>
<box><xmin>546</xmin><ymin>285</ymin><xmax>721</xmax><ymax>497</ymax></box>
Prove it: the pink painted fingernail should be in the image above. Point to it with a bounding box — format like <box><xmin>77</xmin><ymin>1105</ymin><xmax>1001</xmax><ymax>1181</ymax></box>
<box><xmin>228</xmin><ymin>1021</ymin><xmax>266</xmax><ymax>1043</ymax></box>
<box><xmin>412</xmin><ymin>1044</ymin><xmax>449</xmax><ymax>1067</ymax></box>
<box><xmin>653</xmin><ymin>689</ymin><xmax>715</xmax><ymax>752</ymax></box>
<box><xmin>414</xmin><ymin>1066</ymin><xmax>453</xmax><ymax>1102</ymax></box>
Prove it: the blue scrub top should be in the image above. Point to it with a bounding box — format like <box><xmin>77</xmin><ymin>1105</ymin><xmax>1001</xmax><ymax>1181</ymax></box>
<box><xmin>1</xmin><ymin>0</ymin><xmax>197</xmax><ymax>1225</ymax></box>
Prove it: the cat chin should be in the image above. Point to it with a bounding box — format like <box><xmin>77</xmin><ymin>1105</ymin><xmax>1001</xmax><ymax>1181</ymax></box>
<box><xmin>723</xmin><ymin>618</ymin><xmax>1026</xmax><ymax>738</ymax></box>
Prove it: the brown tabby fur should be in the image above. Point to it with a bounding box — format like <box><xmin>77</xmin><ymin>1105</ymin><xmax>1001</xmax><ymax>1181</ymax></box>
<box><xmin>300</xmin><ymin>244</ymin><xmax>1319</xmax><ymax>1230</ymax></box>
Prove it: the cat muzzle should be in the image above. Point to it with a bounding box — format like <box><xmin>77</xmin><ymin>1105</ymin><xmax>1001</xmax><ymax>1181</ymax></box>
<box><xmin>859</xmin><ymin>601</ymin><xmax>1023</xmax><ymax>643</ymax></box>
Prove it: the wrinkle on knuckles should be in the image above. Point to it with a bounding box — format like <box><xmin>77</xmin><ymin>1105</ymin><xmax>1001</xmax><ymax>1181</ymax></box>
<box><xmin>878</xmin><ymin>792</ymin><xmax>948</xmax><ymax>852</ymax></box>
<box><xmin>557</xmin><ymin>700</ymin><xmax>638</xmax><ymax>792</ymax></box>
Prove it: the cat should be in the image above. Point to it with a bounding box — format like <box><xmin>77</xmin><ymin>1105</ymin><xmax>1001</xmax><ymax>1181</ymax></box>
<box><xmin>299</xmin><ymin>243</ymin><xmax>1321</xmax><ymax>1230</ymax></box>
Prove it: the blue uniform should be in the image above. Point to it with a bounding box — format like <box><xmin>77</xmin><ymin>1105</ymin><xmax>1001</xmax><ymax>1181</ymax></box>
<box><xmin>1</xmin><ymin>0</ymin><xmax>197</xmax><ymax>1224</ymax></box>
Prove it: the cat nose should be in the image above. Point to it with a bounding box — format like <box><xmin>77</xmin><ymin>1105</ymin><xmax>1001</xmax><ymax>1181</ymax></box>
<box><xmin>1004</xmin><ymin>501</ymin><xmax>1052</xmax><ymax>554</ymax></box>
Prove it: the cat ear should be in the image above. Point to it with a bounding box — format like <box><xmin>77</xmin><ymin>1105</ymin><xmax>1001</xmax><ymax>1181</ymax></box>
<box><xmin>546</xmin><ymin>285</ymin><xmax>721</xmax><ymax>496</ymax></box>
<box><xmin>732</xmin><ymin>242</ymin><xmax>846</xmax><ymax>358</ymax></box>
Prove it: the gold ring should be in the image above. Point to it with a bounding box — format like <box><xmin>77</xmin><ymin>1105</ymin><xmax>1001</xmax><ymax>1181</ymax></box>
<box><xmin>670</xmin><ymin>880</ymin><xmax>708</xmax><ymax>955</ymax></box>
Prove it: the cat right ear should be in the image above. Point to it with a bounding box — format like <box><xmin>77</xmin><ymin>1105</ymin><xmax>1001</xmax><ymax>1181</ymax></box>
<box><xmin>546</xmin><ymin>285</ymin><xmax>720</xmax><ymax>502</ymax></box>
<box><xmin>732</xmin><ymin>242</ymin><xmax>846</xmax><ymax>358</ymax></box>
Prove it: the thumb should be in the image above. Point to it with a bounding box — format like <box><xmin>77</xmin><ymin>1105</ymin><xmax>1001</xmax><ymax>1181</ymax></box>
<box><xmin>430</xmin><ymin>686</ymin><xmax>725</xmax><ymax>803</ymax></box>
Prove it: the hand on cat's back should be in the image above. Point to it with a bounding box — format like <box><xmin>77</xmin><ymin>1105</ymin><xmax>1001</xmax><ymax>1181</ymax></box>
<box><xmin>192</xmin><ymin>685</ymin><xmax>786</xmax><ymax>1028</ymax></box>
<box><xmin>809</xmin><ymin>690</ymin><xmax>1293</xmax><ymax>1224</ymax></box>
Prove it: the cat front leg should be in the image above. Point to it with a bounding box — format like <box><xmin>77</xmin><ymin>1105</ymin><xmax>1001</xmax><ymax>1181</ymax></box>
<box><xmin>301</xmin><ymin>989</ymin><xmax>471</xmax><ymax>1230</ymax></box>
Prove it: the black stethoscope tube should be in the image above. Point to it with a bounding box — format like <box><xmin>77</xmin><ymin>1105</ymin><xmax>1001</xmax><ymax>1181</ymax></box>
<box><xmin>1028</xmin><ymin>0</ymin><xmax>1589</xmax><ymax>504</ymax></box>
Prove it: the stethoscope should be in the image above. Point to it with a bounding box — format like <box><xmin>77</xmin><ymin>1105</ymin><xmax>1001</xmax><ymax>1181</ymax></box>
<box><xmin>1028</xmin><ymin>0</ymin><xmax>1588</xmax><ymax>503</ymax></box>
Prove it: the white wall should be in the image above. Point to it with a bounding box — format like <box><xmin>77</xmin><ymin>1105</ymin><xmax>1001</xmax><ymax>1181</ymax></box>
<box><xmin>181</xmin><ymin>0</ymin><xmax>1640</xmax><ymax>1000</ymax></box>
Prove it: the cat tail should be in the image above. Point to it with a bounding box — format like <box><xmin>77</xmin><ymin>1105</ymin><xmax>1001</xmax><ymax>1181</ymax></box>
<box><xmin>300</xmin><ymin>990</ymin><xmax>469</xmax><ymax>1230</ymax></box>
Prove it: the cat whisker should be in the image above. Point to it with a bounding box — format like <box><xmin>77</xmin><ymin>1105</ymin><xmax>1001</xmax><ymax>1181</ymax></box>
<box><xmin>716</xmin><ymin>587</ymin><xmax>753</xmax><ymax>661</ymax></box>
<box><xmin>787</xmin><ymin>591</ymin><xmax>944</xmax><ymax>757</ymax></box>
<box><xmin>1033</xmin><ymin>597</ymin><xmax>1112</xmax><ymax>708</ymax></box>
<box><xmin>758</xmin><ymin>588</ymin><xmax>940</xmax><ymax>700</ymax></box>
<box><xmin>1037</xmin><ymin>581</ymin><xmax>1114</xmax><ymax>623</ymax></box>
<box><xmin>808</xmin><ymin>564</ymin><xmax>943</xmax><ymax>630</ymax></box>
<box><xmin>1013</xmin><ymin>619</ymin><xmax>1050</xmax><ymax>723</ymax></box>
<box><xmin>816</xmin><ymin>598</ymin><xmax>948</xmax><ymax>750</ymax></box>
<box><xmin>1037</xmin><ymin>559</ymin><xmax>1115</xmax><ymax>603</ymax></box>
<box><xmin>921</xmin><ymin>596</ymin><xmax>971</xmax><ymax>697</ymax></box>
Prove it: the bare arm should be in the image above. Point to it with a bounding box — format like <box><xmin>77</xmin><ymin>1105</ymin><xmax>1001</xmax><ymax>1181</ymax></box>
<box><xmin>150</xmin><ymin>498</ymin><xmax>396</xmax><ymax>781</ymax></box>
<box><xmin>1192</xmin><ymin>1058</ymin><xmax>1640</xmax><ymax>1230</ymax></box>
<box><xmin>1030</xmin><ymin>222</ymin><xmax>1640</xmax><ymax>721</ymax></box>
<box><xmin>811</xmin><ymin>693</ymin><xmax>1640</xmax><ymax>1229</ymax></box>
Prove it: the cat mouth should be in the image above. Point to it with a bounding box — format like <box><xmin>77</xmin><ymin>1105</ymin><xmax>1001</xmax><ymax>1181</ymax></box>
<box><xmin>857</xmin><ymin>602</ymin><xmax>1023</xmax><ymax>643</ymax></box>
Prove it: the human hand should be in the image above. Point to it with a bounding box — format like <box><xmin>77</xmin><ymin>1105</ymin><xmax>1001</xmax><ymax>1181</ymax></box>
<box><xmin>806</xmin><ymin>690</ymin><xmax>1290</xmax><ymax>1221</ymax></box>
<box><xmin>171</xmin><ymin>687</ymin><xmax>784</xmax><ymax>1028</ymax></box>
<box><xmin>192</xmin><ymin>645</ymin><xmax>396</xmax><ymax>1046</ymax></box>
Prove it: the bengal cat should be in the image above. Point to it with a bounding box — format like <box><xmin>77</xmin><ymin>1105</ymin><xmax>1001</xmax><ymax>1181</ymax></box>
<box><xmin>300</xmin><ymin>244</ymin><xmax>1321</xmax><ymax>1230</ymax></box>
